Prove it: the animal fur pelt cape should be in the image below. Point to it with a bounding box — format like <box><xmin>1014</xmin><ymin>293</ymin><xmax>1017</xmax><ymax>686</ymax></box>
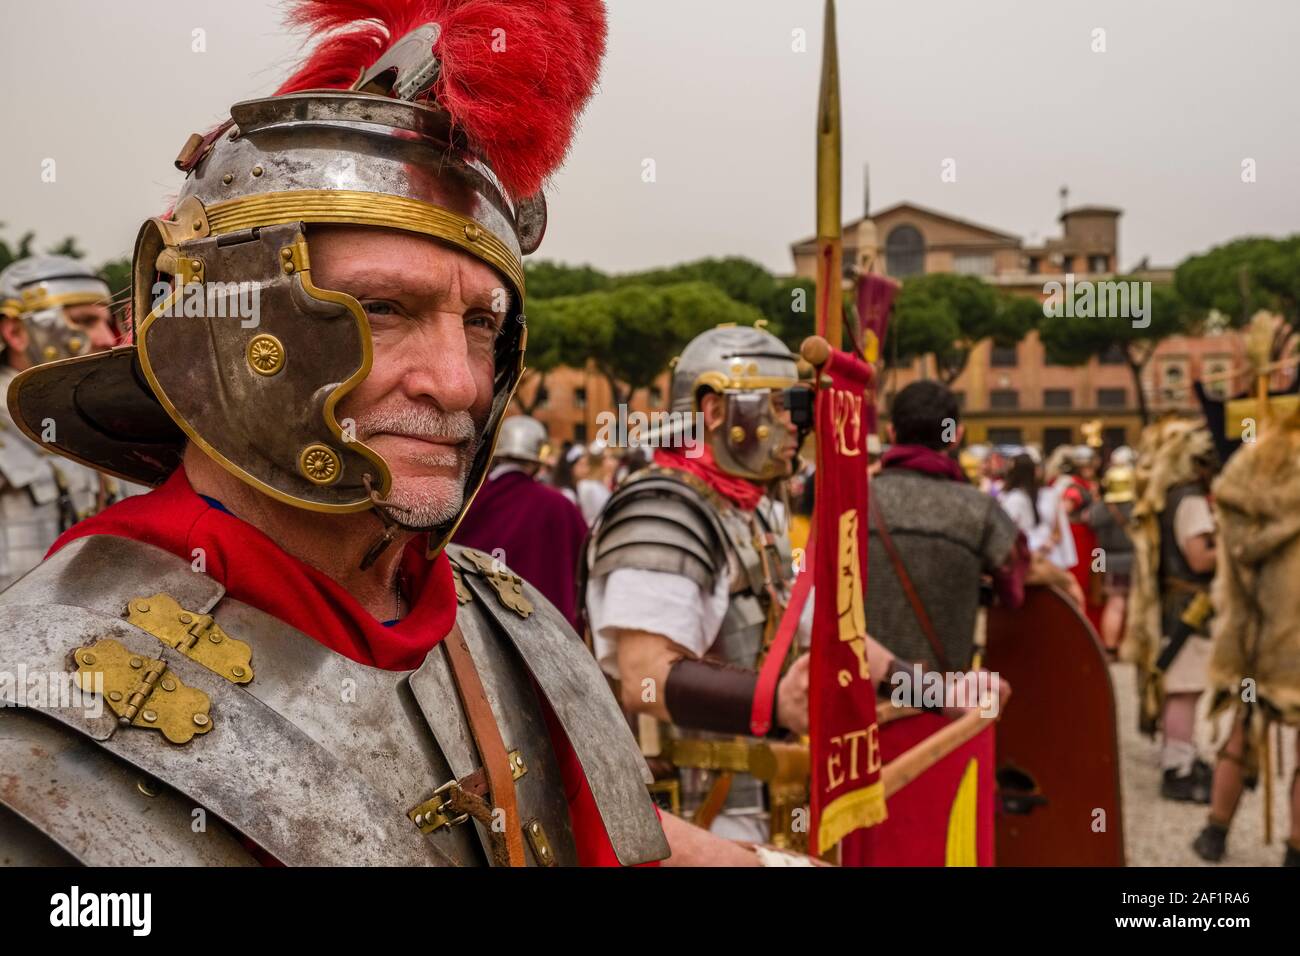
<box><xmin>1121</xmin><ymin>418</ymin><xmax>1215</xmax><ymax>734</ymax></box>
<box><xmin>1207</xmin><ymin>411</ymin><xmax>1300</xmax><ymax>778</ymax></box>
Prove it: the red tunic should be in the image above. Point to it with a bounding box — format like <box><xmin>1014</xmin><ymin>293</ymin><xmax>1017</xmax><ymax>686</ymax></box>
<box><xmin>49</xmin><ymin>467</ymin><xmax>645</xmax><ymax>866</ymax></box>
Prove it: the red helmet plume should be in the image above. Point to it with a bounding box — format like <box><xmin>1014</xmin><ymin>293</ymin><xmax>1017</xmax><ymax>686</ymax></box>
<box><xmin>277</xmin><ymin>0</ymin><xmax>608</xmax><ymax>198</ymax></box>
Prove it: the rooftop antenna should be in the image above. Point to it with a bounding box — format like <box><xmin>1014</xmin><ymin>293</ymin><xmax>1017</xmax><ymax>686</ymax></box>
<box><xmin>1059</xmin><ymin>184</ymin><xmax>1069</xmax><ymax>215</ymax></box>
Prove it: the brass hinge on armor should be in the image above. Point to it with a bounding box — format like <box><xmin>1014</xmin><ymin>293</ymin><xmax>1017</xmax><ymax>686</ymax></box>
<box><xmin>453</xmin><ymin>548</ymin><xmax>534</xmax><ymax>618</ymax></box>
<box><xmin>125</xmin><ymin>593</ymin><xmax>254</xmax><ymax>684</ymax></box>
<box><xmin>451</xmin><ymin>564</ymin><xmax>473</xmax><ymax>605</ymax></box>
<box><xmin>74</xmin><ymin>639</ymin><xmax>213</xmax><ymax>745</ymax></box>
<box><xmin>408</xmin><ymin>749</ymin><xmax>527</xmax><ymax>836</ymax></box>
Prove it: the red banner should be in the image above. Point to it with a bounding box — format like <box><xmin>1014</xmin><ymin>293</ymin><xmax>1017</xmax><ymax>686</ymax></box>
<box><xmin>856</xmin><ymin>272</ymin><xmax>899</xmax><ymax>370</ymax></box>
<box><xmin>809</xmin><ymin>348</ymin><xmax>886</xmax><ymax>853</ymax></box>
<box><xmin>841</xmin><ymin>713</ymin><xmax>996</xmax><ymax>866</ymax></box>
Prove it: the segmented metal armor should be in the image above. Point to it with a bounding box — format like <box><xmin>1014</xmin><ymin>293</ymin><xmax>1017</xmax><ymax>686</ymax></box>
<box><xmin>0</xmin><ymin>536</ymin><xmax>664</xmax><ymax>865</ymax></box>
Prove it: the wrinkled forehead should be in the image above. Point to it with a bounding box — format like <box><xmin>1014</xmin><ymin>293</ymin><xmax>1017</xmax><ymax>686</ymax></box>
<box><xmin>304</xmin><ymin>224</ymin><xmax>514</xmax><ymax>311</ymax></box>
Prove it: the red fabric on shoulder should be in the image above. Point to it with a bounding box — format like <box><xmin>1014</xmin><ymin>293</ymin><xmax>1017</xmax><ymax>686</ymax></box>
<box><xmin>653</xmin><ymin>445</ymin><xmax>764</xmax><ymax>511</ymax></box>
<box><xmin>50</xmin><ymin>466</ymin><xmax>642</xmax><ymax>864</ymax></box>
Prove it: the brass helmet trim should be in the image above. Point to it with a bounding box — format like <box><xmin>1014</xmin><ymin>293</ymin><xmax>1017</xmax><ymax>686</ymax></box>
<box><xmin>204</xmin><ymin>189</ymin><xmax>526</xmax><ymax>297</ymax></box>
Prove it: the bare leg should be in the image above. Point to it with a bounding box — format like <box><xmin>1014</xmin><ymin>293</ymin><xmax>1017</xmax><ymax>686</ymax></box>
<box><xmin>1209</xmin><ymin>715</ymin><xmax>1248</xmax><ymax>826</ymax></box>
<box><xmin>1162</xmin><ymin>693</ymin><xmax>1199</xmax><ymax>764</ymax></box>
<box><xmin>1100</xmin><ymin>594</ymin><xmax>1125</xmax><ymax>651</ymax></box>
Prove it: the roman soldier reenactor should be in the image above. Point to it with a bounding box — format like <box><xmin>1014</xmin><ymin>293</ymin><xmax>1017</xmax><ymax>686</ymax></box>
<box><xmin>1193</xmin><ymin>353</ymin><xmax>1300</xmax><ymax>866</ymax></box>
<box><xmin>582</xmin><ymin>323</ymin><xmax>912</xmax><ymax>846</ymax></box>
<box><xmin>0</xmin><ymin>256</ymin><xmax>128</xmax><ymax>589</ymax></box>
<box><xmin>1125</xmin><ymin>418</ymin><xmax>1221</xmax><ymax>804</ymax></box>
<box><xmin>0</xmin><ymin>0</ymin><xmax>759</xmax><ymax>867</ymax></box>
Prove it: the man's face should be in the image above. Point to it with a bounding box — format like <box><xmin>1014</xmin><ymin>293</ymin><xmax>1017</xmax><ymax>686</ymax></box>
<box><xmin>313</xmin><ymin>225</ymin><xmax>505</xmax><ymax>529</ymax></box>
<box><xmin>63</xmin><ymin>303</ymin><xmax>116</xmax><ymax>351</ymax></box>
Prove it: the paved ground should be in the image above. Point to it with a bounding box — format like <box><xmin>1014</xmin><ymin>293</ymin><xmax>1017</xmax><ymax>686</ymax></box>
<box><xmin>1112</xmin><ymin>661</ymin><xmax>1296</xmax><ymax>867</ymax></box>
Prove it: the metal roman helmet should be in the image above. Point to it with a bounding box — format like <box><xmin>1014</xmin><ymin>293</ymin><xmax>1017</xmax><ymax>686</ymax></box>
<box><xmin>1102</xmin><ymin>464</ymin><xmax>1136</xmax><ymax>503</ymax></box>
<box><xmin>0</xmin><ymin>256</ymin><xmax>111</xmax><ymax>366</ymax></box>
<box><xmin>5</xmin><ymin>0</ymin><xmax>607</xmax><ymax>557</ymax></box>
<box><xmin>494</xmin><ymin>415</ymin><xmax>550</xmax><ymax>465</ymax></box>
<box><xmin>670</xmin><ymin>324</ymin><xmax>806</xmax><ymax>482</ymax></box>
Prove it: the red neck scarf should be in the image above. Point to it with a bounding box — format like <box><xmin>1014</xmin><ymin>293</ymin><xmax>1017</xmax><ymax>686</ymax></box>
<box><xmin>653</xmin><ymin>444</ymin><xmax>765</xmax><ymax>511</ymax></box>
<box><xmin>49</xmin><ymin>467</ymin><xmax>458</xmax><ymax>671</ymax></box>
<box><xmin>881</xmin><ymin>443</ymin><xmax>969</xmax><ymax>484</ymax></box>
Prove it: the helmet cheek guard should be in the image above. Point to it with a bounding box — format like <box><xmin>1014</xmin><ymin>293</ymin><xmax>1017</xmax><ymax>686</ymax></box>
<box><xmin>712</xmin><ymin>390</ymin><xmax>794</xmax><ymax>483</ymax></box>
<box><xmin>133</xmin><ymin>209</ymin><xmax>393</xmax><ymax>513</ymax></box>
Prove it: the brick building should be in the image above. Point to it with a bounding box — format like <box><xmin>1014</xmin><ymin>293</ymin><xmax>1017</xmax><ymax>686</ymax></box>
<box><xmin>791</xmin><ymin>201</ymin><xmax>1246</xmax><ymax>453</ymax></box>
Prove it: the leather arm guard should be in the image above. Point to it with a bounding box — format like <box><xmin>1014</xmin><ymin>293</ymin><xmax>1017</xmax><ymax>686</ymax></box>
<box><xmin>664</xmin><ymin>657</ymin><xmax>783</xmax><ymax>738</ymax></box>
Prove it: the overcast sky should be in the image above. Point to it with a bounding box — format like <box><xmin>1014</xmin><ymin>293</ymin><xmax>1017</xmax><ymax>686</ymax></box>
<box><xmin>2</xmin><ymin>0</ymin><xmax>1297</xmax><ymax>278</ymax></box>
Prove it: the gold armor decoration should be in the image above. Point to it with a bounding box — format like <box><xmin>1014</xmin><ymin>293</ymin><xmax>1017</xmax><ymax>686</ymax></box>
<box><xmin>125</xmin><ymin>593</ymin><xmax>254</xmax><ymax>684</ymax></box>
<box><xmin>408</xmin><ymin>749</ymin><xmax>527</xmax><ymax>835</ymax></box>
<box><xmin>451</xmin><ymin>565</ymin><xmax>473</xmax><ymax>605</ymax></box>
<box><xmin>299</xmin><ymin>444</ymin><xmax>342</xmax><ymax>486</ymax></box>
<box><xmin>455</xmin><ymin>547</ymin><xmax>535</xmax><ymax>619</ymax></box>
<box><xmin>837</xmin><ymin>508</ymin><xmax>870</xmax><ymax>682</ymax></box>
<box><xmin>524</xmin><ymin>819</ymin><xmax>557</xmax><ymax>866</ymax></box>
<box><xmin>74</xmin><ymin>639</ymin><xmax>214</xmax><ymax>745</ymax></box>
<box><xmin>247</xmin><ymin>334</ymin><xmax>286</xmax><ymax>376</ymax></box>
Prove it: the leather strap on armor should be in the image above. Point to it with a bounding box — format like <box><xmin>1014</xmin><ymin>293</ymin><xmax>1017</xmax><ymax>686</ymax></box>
<box><xmin>665</xmin><ymin>657</ymin><xmax>782</xmax><ymax>738</ymax></box>
<box><xmin>442</xmin><ymin>623</ymin><xmax>526</xmax><ymax>867</ymax></box>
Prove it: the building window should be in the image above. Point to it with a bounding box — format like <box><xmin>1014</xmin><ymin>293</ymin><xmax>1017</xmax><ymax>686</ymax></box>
<box><xmin>1088</xmin><ymin>254</ymin><xmax>1109</xmax><ymax>273</ymax></box>
<box><xmin>1097</xmin><ymin>387</ymin><xmax>1127</xmax><ymax>408</ymax></box>
<box><xmin>1043</xmin><ymin>427</ymin><xmax>1072</xmax><ymax>454</ymax></box>
<box><xmin>952</xmin><ymin>390</ymin><xmax>966</xmax><ymax>409</ymax></box>
<box><xmin>1103</xmin><ymin>426</ymin><xmax>1126</xmax><ymax>451</ymax></box>
<box><xmin>1060</xmin><ymin>255</ymin><xmax>1073</xmax><ymax>273</ymax></box>
<box><xmin>884</xmin><ymin>225</ymin><xmax>925</xmax><ymax>278</ymax></box>
<box><xmin>990</xmin><ymin>344</ymin><xmax>1017</xmax><ymax>367</ymax></box>
<box><xmin>573</xmin><ymin>386</ymin><xmax>587</xmax><ymax>409</ymax></box>
<box><xmin>573</xmin><ymin>422</ymin><xmax>587</xmax><ymax>443</ymax></box>
<box><xmin>1099</xmin><ymin>343</ymin><xmax>1126</xmax><ymax>365</ymax></box>
<box><xmin>1043</xmin><ymin>389</ymin><xmax>1072</xmax><ymax>409</ymax></box>
<box><xmin>1027</xmin><ymin>256</ymin><xmax>1040</xmax><ymax>275</ymax></box>
<box><xmin>990</xmin><ymin>389</ymin><xmax>1019</xmax><ymax>410</ymax></box>
<box><xmin>953</xmin><ymin>253</ymin><xmax>994</xmax><ymax>276</ymax></box>
<box><xmin>987</xmin><ymin>427</ymin><xmax>1023</xmax><ymax>446</ymax></box>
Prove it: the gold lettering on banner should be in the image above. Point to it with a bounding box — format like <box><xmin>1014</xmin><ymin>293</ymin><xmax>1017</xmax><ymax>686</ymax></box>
<box><xmin>824</xmin><ymin>724</ymin><xmax>881</xmax><ymax>794</ymax></box>
<box><xmin>831</xmin><ymin>389</ymin><xmax>863</xmax><ymax>456</ymax></box>
<box><xmin>836</xmin><ymin>509</ymin><xmax>870</xmax><ymax>683</ymax></box>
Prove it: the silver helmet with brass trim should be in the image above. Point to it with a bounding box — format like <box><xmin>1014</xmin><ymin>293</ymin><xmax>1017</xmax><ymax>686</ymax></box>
<box><xmin>6</xmin><ymin>1</ymin><xmax>607</xmax><ymax>555</ymax></box>
<box><xmin>0</xmin><ymin>256</ymin><xmax>111</xmax><ymax>366</ymax></box>
<box><xmin>494</xmin><ymin>415</ymin><xmax>551</xmax><ymax>465</ymax></box>
<box><xmin>670</xmin><ymin>324</ymin><xmax>803</xmax><ymax>482</ymax></box>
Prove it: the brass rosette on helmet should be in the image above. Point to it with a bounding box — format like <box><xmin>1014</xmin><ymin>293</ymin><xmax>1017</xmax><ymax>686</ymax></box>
<box><xmin>669</xmin><ymin>324</ymin><xmax>806</xmax><ymax>482</ymax></box>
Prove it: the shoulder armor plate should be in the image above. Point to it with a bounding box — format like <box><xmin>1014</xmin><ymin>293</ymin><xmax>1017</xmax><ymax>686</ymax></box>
<box><xmin>447</xmin><ymin>543</ymin><xmax>668</xmax><ymax>867</ymax></box>
<box><xmin>588</xmin><ymin>471</ymin><xmax>728</xmax><ymax>591</ymax></box>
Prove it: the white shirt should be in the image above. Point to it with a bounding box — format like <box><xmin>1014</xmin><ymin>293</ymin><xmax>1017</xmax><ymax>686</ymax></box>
<box><xmin>1000</xmin><ymin>485</ymin><xmax>1077</xmax><ymax>569</ymax></box>
<box><xmin>587</xmin><ymin>566</ymin><xmax>814</xmax><ymax>680</ymax></box>
<box><xmin>576</xmin><ymin>478</ymin><xmax>610</xmax><ymax>525</ymax></box>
